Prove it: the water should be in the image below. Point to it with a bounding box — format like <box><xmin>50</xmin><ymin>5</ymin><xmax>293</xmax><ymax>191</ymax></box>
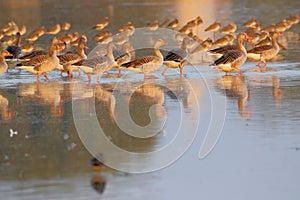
<box><xmin>1</xmin><ymin>0</ymin><xmax>300</xmax><ymax>199</ymax></box>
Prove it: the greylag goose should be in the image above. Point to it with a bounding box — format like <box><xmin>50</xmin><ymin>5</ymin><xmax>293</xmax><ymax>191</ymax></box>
<box><xmin>162</xmin><ymin>37</ymin><xmax>191</xmax><ymax>76</ymax></box>
<box><xmin>121</xmin><ymin>39</ymin><xmax>167</xmax><ymax>79</ymax></box>
<box><xmin>204</xmin><ymin>21</ymin><xmax>221</xmax><ymax>39</ymax></box>
<box><xmin>118</xmin><ymin>22</ymin><xmax>135</xmax><ymax>36</ymax></box>
<box><xmin>211</xmin><ymin>35</ymin><xmax>232</xmax><ymax>48</ymax></box>
<box><xmin>247</xmin><ymin>31</ymin><xmax>282</xmax><ymax>71</ymax></box>
<box><xmin>58</xmin><ymin>35</ymin><xmax>88</xmax><ymax>77</ymax></box>
<box><xmin>113</xmin><ymin>41</ymin><xmax>134</xmax><ymax>75</ymax></box>
<box><xmin>159</xmin><ymin>18</ymin><xmax>170</xmax><ymax>28</ymax></box>
<box><xmin>93</xmin><ymin>17</ymin><xmax>109</xmax><ymax>30</ymax></box>
<box><xmin>20</xmin><ymin>43</ymin><xmax>35</xmax><ymax>53</ymax></box>
<box><xmin>167</xmin><ymin>18</ymin><xmax>179</xmax><ymax>29</ymax></box>
<box><xmin>286</xmin><ymin>14</ymin><xmax>299</xmax><ymax>25</ymax></box>
<box><xmin>5</xmin><ymin>32</ymin><xmax>22</xmax><ymax>59</ymax></box>
<box><xmin>0</xmin><ymin>50</ymin><xmax>13</xmax><ymax>75</ymax></box>
<box><xmin>209</xmin><ymin>32</ymin><xmax>251</xmax><ymax>75</ymax></box>
<box><xmin>147</xmin><ymin>20</ymin><xmax>159</xmax><ymax>31</ymax></box>
<box><xmin>46</xmin><ymin>24</ymin><xmax>61</xmax><ymax>35</ymax></box>
<box><xmin>78</xmin><ymin>42</ymin><xmax>115</xmax><ymax>82</ymax></box>
<box><xmin>16</xmin><ymin>37</ymin><xmax>63</xmax><ymax>81</ymax></box>
<box><xmin>191</xmin><ymin>37</ymin><xmax>213</xmax><ymax>54</ymax></box>
<box><xmin>243</xmin><ymin>18</ymin><xmax>258</xmax><ymax>28</ymax></box>
<box><xmin>61</xmin><ymin>22</ymin><xmax>71</xmax><ymax>31</ymax></box>
<box><xmin>220</xmin><ymin>22</ymin><xmax>237</xmax><ymax>34</ymax></box>
<box><xmin>93</xmin><ymin>29</ymin><xmax>112</xmax><ymax>41</ymax></box>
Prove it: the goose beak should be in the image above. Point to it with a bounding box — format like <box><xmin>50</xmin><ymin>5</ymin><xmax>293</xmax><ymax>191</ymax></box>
<box><xmin>245</xmin><ymin>34</ymin><xmax>252</xmax><ymax>42</ymax></box>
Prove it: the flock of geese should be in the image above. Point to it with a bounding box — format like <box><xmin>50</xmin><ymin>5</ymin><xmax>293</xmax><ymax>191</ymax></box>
<box><xmin>0</xmin><ymin>13</ymin><xmax>299</xmax><ymax>81</ymax></box>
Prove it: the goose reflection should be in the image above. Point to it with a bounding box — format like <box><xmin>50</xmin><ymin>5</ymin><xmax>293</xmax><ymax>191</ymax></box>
<box><xmin>272</xmin><ymin>76</ymin><xmax>284</xmax><ymax>100</ymax></box>
<box><xmin>164</xmin><ymin>77</ymin><xmax>191</xmax><ymax>109</ymax></box>
<box><xmin>214</xmin><ymin>75</ymin><xmax>251</xmax><ymax>118</ymax></box>
<box><xmin>95</xmin><ymin>83</ymin><xmax>116</xmax><ymax>120</ymax></box>
<box><xmin>90</xmin><ymin>154</ymin><xmax>106</xmax><ymax>195</ymax></box>
<box><xmin>91</xmin><ymin>175</ymin><xmax>106</xmax><ymax>195</ymax></box>
<box><xmin>114</xmin><ymin>82</ymin><xmax>167</xmax><ymax>130</ymax></box>
<box><xmin>17</xmin><ymin>82</ymin><xmax>64</xmax><ymax>116</ymax></box>
<box><xmin>0</xmin><ymin>93</ymin><xmax>13</xmax><ymax>121</ymax></box>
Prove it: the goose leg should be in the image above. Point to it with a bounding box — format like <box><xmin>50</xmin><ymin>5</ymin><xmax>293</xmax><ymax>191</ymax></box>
<box><xmin>161</xmin><ymin>66</ymin><xmax>168</xmax><ymax>75</ymax></box>
<box><xmin>86</xmin><ymin>73</ymin><xmax>91</xmax><ymax>82</ymax></box>
<box><xmin>179</xmin><ymin>66</ymin><xmax>183</xmax><ymax>76</ymax></box>
<box><xmin>261</xmin><ymin>61</ymin><xmax>267</xmax><ymax>72</ymax></box>
<box><xmin>118</xmin><ymin>67</ymin><xmax>122</xmax><ymax>77</ymax></box>
<box><xmin>43</xmin><ymin>73</ymin><xmax>49</xmax><ymax>81</ymax></box>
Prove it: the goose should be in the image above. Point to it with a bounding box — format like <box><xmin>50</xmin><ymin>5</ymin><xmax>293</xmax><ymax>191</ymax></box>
<box><xmin>162</xmin><ymin>37</ymin><xmax>191</xmax><ymax>76</ymax></box>
<box><xmin>93</xmin><ymin>17</ymin><xmax>109</xmax><ymax>30</ymax></box>
<box><xmin>167</xmin><ymin>18</ymin><xmax>179</xmax><ymax>29</ymax></box>
<box><xmin>247</xmin><ymin>31</ymin><xmax>282</xmax><ymax>71</ymax></box>
<box><xmin>220</xmin><ymin>22</ymin><xmax>237</xmax><ymax>34</ymax></box>
<box><xmin>121</xmin><ymin>39</ymin><xmax>166</xmax><ymax>79</ymax></box>
<box><xmin>204</xmin><ymin>21</ymin><xmax>221</xmax><ymax>39</ymax></box>
<box><xmin>61</xmin><ymin>22</ymin><xmax>71</xmax><ymax>31</ymax></box>
<box><xmin>113</xmin><ymin>41</ymin><xmax>134</xmax><ymax>76</ymax></box>
<box><xmin>78</xmin><ymin>42</ymin><xmax>115</xmax><ymax>82</ymax></box>
<box><xmin>16</xmin><ymin>37</ymin><xmax>63</xmax><ymax>81</ymax></box>
<box><xmin>46</xmin><ymin>24</ymin><xmax>61</xmax><ymax>35</ymax></box>
<box><xmin>209</xmin><ymin>32</ymin><xmax>251</xmax><ymax>75</ymax></box>
<box><xmin>58</xmin><ymin>35</ymin><xmax>88</xmax><ymax>77</ymax></box>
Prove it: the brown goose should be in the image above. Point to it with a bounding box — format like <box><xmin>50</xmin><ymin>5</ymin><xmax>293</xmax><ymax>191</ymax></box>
<box><xmin>147</xmin><ymin>20</ymin><xmax>159</xmax><ymax>31</ymax></box>
<box><xmin>247</xmin><ymin>32</ymin><xmax>282</xmax><ymax>71</ymax></box>
<box><xmin>46</xmin><ymin>24</ymin><xmax>61</xmax><ymax>35</ymax></box>
<box><xmin>209</xmin><ymin>32</ymin><xmax>251</xmax><ymax>75</ymax></box>
<box><xmin>0</xmin><ymin>50</ymin><xmax>13</xmax><ymax>75</ymax></box>
<box><xmin>191</xmin><ymin>37</ymin><xmax>213</xmax><ymax>54</ymax></box>
<box><xmin>16</xmin><ymin>38</ymin><xmax>63</xmax><ymax>81</ymax></box>
<box><xmin>78</xmin><ymin>42</ymin><xmax>115</xmax><ymax>82</ymax></box>
<box><xmin>113</xmin><ymin>41</ymin><xmax>134</xmax><ymax>75</ymax></box>
<box><xmin>204</xmin><ymin>21</ymin><xmax>221</xmax><ymax>39</ymax></box>
<box><xmin>243</xmin><ymin>18</ymin><xmax>258</xmax><ymax>28</ymax></box>
<box><xmin>61</xmin><ymin>22</ymin><xmax>71</xmax><ymax>31</ymax></box>
<box><xmin>167</xmin><ymin>18</ymin><xmax>179</xmax><ymax>29</ymax></box>
<box><xmin>162</xmin><ymin>37</ymin><xmax>190</xmax><ymax>76</ymax></box>
<box><xmin>220</xmin><ymin>22</ymin><xmax>237</xmax><ymax>34</ymax></box>
<box><xmin>93</xmin><ymin>17</ymin><xmax>109</xmax><ymax>30</ymax></box>
<box><xmin>121</xmin><ymin>39</ymin><xmax>167</xmax><ymax>79</ymax></box>
<box><xmin>58</xmin><ymin>35</ymin><xmax>88</xmax><ymax>77</ymax></box>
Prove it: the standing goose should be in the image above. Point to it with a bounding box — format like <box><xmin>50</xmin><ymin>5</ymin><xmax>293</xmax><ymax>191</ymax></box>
<box><xmin>16</xmin><ymin>37</ymin><xmax>63</xmax><ymax>81</ymax></box>
<box><xmin>204</xmin><ymin>21</ymin><xmax>221</xmax><ymax>40</ymax></box>
<box><xmin>162</xmin><ymin>37</ymin><xmax>191</xmax><ymax>76</ymax></box>
<box><xmin>247</xmin><ymin>31</ymin><xmax>282</xmax><ymax>71</ymax></box>
<box><xmin>0</xmin><ymin>50</ymin><xmax>13</xmax><ymax>75</ymax></box>
<box><xmin>113</xmin><ymin>41</ymin><xmax>134</xmax><ymax>76</ymax></box>
<box><xmin>121</xmin><ymin>39</ymin><xmax>167</xmax><ymax>79</ymax></box>
<box><xmin>210</xmin><ymin>32</ymin><xmax>251</xmax><ymax>75</ymax></box>
<box><xmin>220</xmin><ymin>22</ymin><xmax>237</xmax><ymax>34</ymax></box>
<box><xmin>79</xmin><ymin>42</ymin><xmax>115</xmax><ymax>82</ymax></box>
<box><xmin>58</xmin><ymin>35</ymin><xmax>88</xmax><ymax>77</ymax></box>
